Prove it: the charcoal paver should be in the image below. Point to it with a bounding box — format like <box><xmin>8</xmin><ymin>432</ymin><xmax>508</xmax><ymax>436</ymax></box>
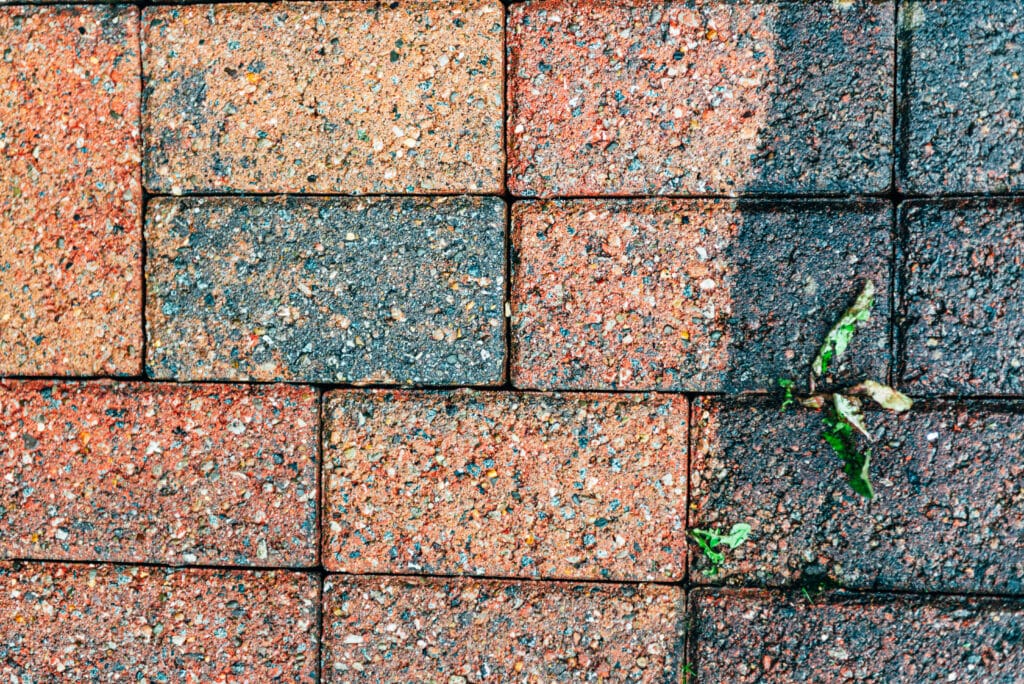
<box><xmin>146</xmin><ymin>196</ymin><xmax>506</xmax><ymax>384</ymax></box>
<box><xmin>690</xmin><ymin>397</ymin><xmax>1024</xmax><ymax>594</ymax></box>
<box><xmin>507</xmin><ymin>0</ymin><xmax>893</xmax><ymax>197</ymax></box>
<box><xmin>512</xmin><ymin>199</ymin><xmax>891</xmax><ymax>391</ymax></box>
<box><xmin>142</xmin><ymin>0</ymin><xmax>504</xmax><ymax>195</ymax></box>
<box><xmin>691</xmin><ymin>590</ymin><xmax>1024</xmax><ymax>683</ymax></box>
<box><xmin>901</xmin><ymin>200</ymin><xmax>1024</xmax><ymax>395</ymax></box>
<box><xmin>899</xmin><ymin>0</ymin><xmax>1024</xmax><ymax>194</ymax></box>
<box><xmin>0</xmin><ymin>562</ymin><xmax>319</xmax><ymax>682</ymax></box>
<box><xmin>322</xmin><ymin>575</ymin><xmax>684</xmax><ymax>682</ymax></box>
<box><xmin>0</xmin><ymin>5</ymin><xmax>141</xmax><ymax>376</ymax></box>
<box><xmin>323</xmin><ymin>389</ymin><xmax>687</xmax><ymax>581</ymax></box>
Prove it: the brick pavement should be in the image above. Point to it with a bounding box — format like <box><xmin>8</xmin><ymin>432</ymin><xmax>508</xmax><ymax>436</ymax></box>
<box><xmin>1</xmin><ymin>1</ymin><xmax>1022</xmax><ymax>681</ymax></box>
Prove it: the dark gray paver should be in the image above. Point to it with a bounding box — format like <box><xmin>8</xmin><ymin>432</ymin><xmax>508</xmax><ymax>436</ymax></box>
<box><xmin>899</xmin><ymin>0</ymin><xmax>1024</xmax><ymax>194</ymax></box>
<box><xmin>901</xmin><ymin>200</ymin><xmax>1024</xmax><ymax>395</ymax></box>
<box><xmin>146</xmin><ymin>196</ymin><xmax>506</xmax><ymax>384</ymax></box>
<box><xmin>691</xmin><ymin>590</ymin><xmax>1024</xmax><ymax>683</ymax></box>
<box><xmin>691</xmin><ymin>397</ymin><xmax>1024</xmax><ymax>594</ymax></box>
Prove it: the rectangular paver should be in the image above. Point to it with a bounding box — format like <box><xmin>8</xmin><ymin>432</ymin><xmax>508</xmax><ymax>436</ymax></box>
<box><xmin>142</xmin><ymin>1</ymin><xmax>504</xmax><ymax>195</ymax></box>
<box><xmin>0</xmin><ymin>563</ymin><xmax>318</xmax><ymax>682</ymax></box>
<box><xmin>507</xmin><ymin>0</ymin><xmax>893</xmax><ymax>197</ymax></box>
<box><xmin>322</xmin><ymin>575</ymin><xmax>684</xmax><ymax>682</ymax></box>
<box><xmin>145</xmin><ymin>196</ymin><xmax>506</xmax><ymax>384</ymax></box>
<box><xmin>899</xmin><ymin>0</ymin><xmax>1024</xmax><ymax>194</ymax></box>
<box><xmin>0</xmin><ymin>381</ymin><xmax>318</xmax><ymax>566</ymax></box>
<box><xmin>0</xmin><ymin>5</ymin><xmax>141</xmax><ymax>376</ymax></box>
<box><xmin>901</xmin><ymin>200</ymin><xmax>1024</xmax><ymax>395</ymax></box>
<box><xmin>0</xmin><ymin>378</ymin><xmax>319</xmax><ymax>565</ymax></box>
<box><xmin>690</xmin><ymin>398</ymin><xmax>1024</xmax><ymax>594</ymax></box>
<box><xmin>323</xmin><ymin>390</ymin><xmax>687</xmax><ymax>580</ymax></box>
<box><xmin>512</xmin><ymin>199</ymin><xmax>892</xmax><ymax>391</ymax></box>
<box><xmin>691</xmin><ymin>590</ymin><xmax>1024</xmax><ymax>683</ymax></box>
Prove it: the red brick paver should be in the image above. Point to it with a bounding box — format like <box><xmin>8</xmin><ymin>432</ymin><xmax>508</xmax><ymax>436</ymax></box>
<box><xmin>322</xmin><ymin>576</ymin><xmax>684</xmax><ymax>682</ymax></box>
<box><xmin>0</xmin><ymin>563</ymin><xmax>319</xmax><ymax>681</ymax></box>
<box><xmin>142</xmin><ymin>1</ymin><xmax>504</xmax><ymax>195</ymax></box>
<box><xmin>507</xmin><ymin>0</ymin><xmax>893</xmax><ymax>197</ymax></box>
<box><xmin>691</xmin><ymin>590</ymin><xmax>1024</xmax><ymax>683</ymax></box>
<box><xmin>899</xmin><ymin>0</ymin><xmax>1024</xmax><ymax>194</ymax></box>
<box><xmin>690</xmin><ymin>398</ymin><xmax>1024</xmax><ymax>594</ymax></box>
<box><xmin>0</xmin><ymin>5</ymin><xmax>141</xmax><ymax>376</ymax></box>
<box><xmin>323</xmin><ymin>390</ymin><xmax>687</xmax><ymax>580</ymax></box>
<box><xmin>901</xmin><ymin>200</ymin><xmax>1024</xmax><ymax>395</ymax></box>
<box><xmin>512</xmin><ymin>199</ymin><xmax>891</xmax><ymax>391</ymax></box>
<box><xmin>0</xmin><ymin>381</ymin><xmax>318</xmax><ymax>566</ymax></box>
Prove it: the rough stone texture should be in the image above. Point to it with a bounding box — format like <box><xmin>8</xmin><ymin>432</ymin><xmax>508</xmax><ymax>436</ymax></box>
<box><xmin>507</xmin><ymin>0</ymin><xmax>893</xmax><ymax>197</ymax></box>
<box><xmin>512</xmin><ymin>199</ymin><xmax>891</xmax><ymax>391</ymax></box>
<box><xmin>690</xmin><ymin>398</ymin><xmax>1024</xmax><ymax>594</ymax></box>
<box><xmin>899</xmin><ymin>1</ymin><xmax>1024</xmax><ymax>194</ymax></box>
<box><xmin>0</xmin><ymin>5</ymin><xmax>142</xmax><ymax>376</ymax></box>
<box><xmin>0</xmin><ymin>563</ymin><xmax>319</xmax><ymax>681</ymax></box>
<box><xmin>142</xmin><ymin>1</ymin><xmax>503</xmax><ymax>195</ymax></box>
<box><xmin>322</xmin><ymin>575</ymin><xmax>684</xmax><ymax>682</ymax></box>
<box><xmin>323</xmin><ymin>390</ymin><xmax>687</xmax><ymax>581</ymax></box>
<box><xmin>146</xmin><ymin>196</ymin><xmax>505</xmax><ymax>384</ymax></box>
<box><xmin>691</xmin><ymin>590</ymin><xmax>1024</xmax><ymax>683</ymax></box>
<box><xmin>901</xmin><ymin>200</ymin><xmax>1024</xmax><ymax>395</ymax></box>
<box><xmin>0</xmin><ymin>381</ymin><xmax>318</xmax><ymax>566</ymax></box>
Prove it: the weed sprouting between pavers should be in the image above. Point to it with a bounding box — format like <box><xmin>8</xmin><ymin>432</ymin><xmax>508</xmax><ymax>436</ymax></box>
<box><xmin>780</xmin><ymin>280</ymin><xmax>913</xmax><ymax>499</ymax></box>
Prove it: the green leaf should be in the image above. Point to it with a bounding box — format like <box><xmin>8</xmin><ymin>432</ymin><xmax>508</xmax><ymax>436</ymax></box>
<box><xmin>779</xmin><ymin>378</ymin><xmax>795</xmax><ymax>411</ymax></box>
<box><xmin>691</xmin><ymin>523</ymin><xmax>751</xmax><ymax>574</ymax></box>
<box><xmin>822</xmin><ymin>410</ymin><xmax>875</xmax><ymax>500</ymax></box>
<box><xmin>719</xmin><ymin>523</ymin><xmax>751</xmax><ymax>549</ymax></box>
<box><xmin>833</xmin><ymin>393</ymin><xmax>871</xmax><ymax>439</ymax></box>
<box><xmin>813</xmin><ymin>280</ymin><xmax>875</xmax><ymax>377</ymax></box>
<box><xmin>851</xmin><ymin>380</ymin><xmax>913</xmax><ymax>413</ymax></box>
<box><xmin>690</xmin><ymin>529</ymin><xmax>725</xmax><ymax>566</ymax></box>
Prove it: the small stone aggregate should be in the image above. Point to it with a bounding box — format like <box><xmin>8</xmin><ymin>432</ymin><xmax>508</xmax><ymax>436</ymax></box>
<box><xmin>0</xmin><ymin>1</ymin><xmax>1022</xmax><ymax>680</ymax></box>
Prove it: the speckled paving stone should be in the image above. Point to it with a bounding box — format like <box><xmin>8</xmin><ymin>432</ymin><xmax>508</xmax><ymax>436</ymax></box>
<box><xmin>323</xmin><ymin>390</ymin><xmax>686</xmax><ymax>581</ymax></box>
<box><xmin>690</xmin><ymin>398</ymin><xmax>1024</xmax><ymax>594</ymax></box>
<box><xmin>0</xmin><ymin>563</ymin><xmax>318</xmax><ymax>681</ymax></box>
<box><xmin>899</xmin><ymin>1</ymin><xmax>1024</xmax><ymax>194</ymax></box>
<box><xmin>322</xmin><ymin>576</ymin><xmax>684</xmax><ymax>682</ymax></box>
<box><xmin>146</xmin><ymin>196</ymin><xmax>505</xmax><ymax>384</ymax></box>
<box><xmin>507</xmin><ymin>0</ymin><xmax>893</xmax><ymax>197</ymax></box>
<box><xmin>0</xmin><ymin>5</ymin><xmax>142</xmax><ymax>376</ymax></box>
<box><xmin>0</xmin><ymin>381</ymin><xmax>318</xmax><ymax>566</ymax></box>
<box><xmin>901</xmin><ymin>200</ymin><xmax>1024</xmax><ymax>395</ymax></box>
<box><xmin>142</xmin><ymin>1</ymin><xmax>503</xmax><ymax>195</ymax></box>
<box><xmin>691</xmin><ymin>590</ymin><xmax>1024</xmax><ymax>683</ymax></box>
<box><xmin>512</xmin><ymin>199</ymin><xmax>891</xmax><ymax>391</ymax></box>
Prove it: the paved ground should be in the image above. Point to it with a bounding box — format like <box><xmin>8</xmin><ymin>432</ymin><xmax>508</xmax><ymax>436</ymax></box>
<box><xmin>1</xmin><ymin>1</ymin><xmax>1022</xmax><ymax>681</ymax></box>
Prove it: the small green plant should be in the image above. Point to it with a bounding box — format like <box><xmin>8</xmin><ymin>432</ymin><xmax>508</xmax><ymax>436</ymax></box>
<box><xmin>779</xmin><ymin>280</ymin><xmax>913</xmax><ymax>500</ymax></box>
<box><xmin>681</xmin><ymin>663</ymin><xmax>696</xmax><ymax>682</ymax></box>
<box><xmin>690</xmin><ymin>523</ymin><xmax>751</xmax><ymax>576</ymax></box>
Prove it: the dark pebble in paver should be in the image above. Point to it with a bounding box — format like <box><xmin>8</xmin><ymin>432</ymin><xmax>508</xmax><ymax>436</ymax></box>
<box><xmin>691</xmin><ymin>590</ymin><xmax>1024</xmax><ymax>683</ymax></box>
<box><xmin>512</xmin><ymin>199</ymin><xmax>891</xmax><ymax>391</ymax></box>
<box><xmin>146</xmin><ymin>196</ymin><xmax>506</xmax><ymax>384</ymax></box>
<box><xmin>508</xmin><ymin>0</ymin><xmax>893</xmax><ymax>197</ymax></box>
<box><xmin>899</xmin><ymin>0</ymin><xmax>1024</xmax><ymax>194</ymax></box>
<box><xmin>901</xmin><ymin>200</ymin><xmax>1024</xmax><ymax>395</ymax></box>
<box><xmin>690</xmin><ymin>398</ymin><xmax>1024</xmax><ymax>594</ymax></box>
<box><xmin>142</xmin><ymin>1</ymin><xmax>503</xmax><ymax>194</ymax></box>
<box><xmin>0</xmin><ymin>381</ymin><xmax>318</xmax><ymax>566</ymax></box>
<box><xmin>323</xmin><ymin>390</ymin><xmax>687</xmax><ymax>581</ymax></box>
<box><xmin>322</xmin><ymin>575</ymin><xmax>684</xmax><ymax>681</ymax></box>
<box><xmin>0</xmin><ymin>5</ymin><xmax>141</xmax><ymax>376</ymax></box>
<box><xmin>0</xmin><ymin>563</ymin><xmax>319</xmax><ymax>682</ymax></box>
